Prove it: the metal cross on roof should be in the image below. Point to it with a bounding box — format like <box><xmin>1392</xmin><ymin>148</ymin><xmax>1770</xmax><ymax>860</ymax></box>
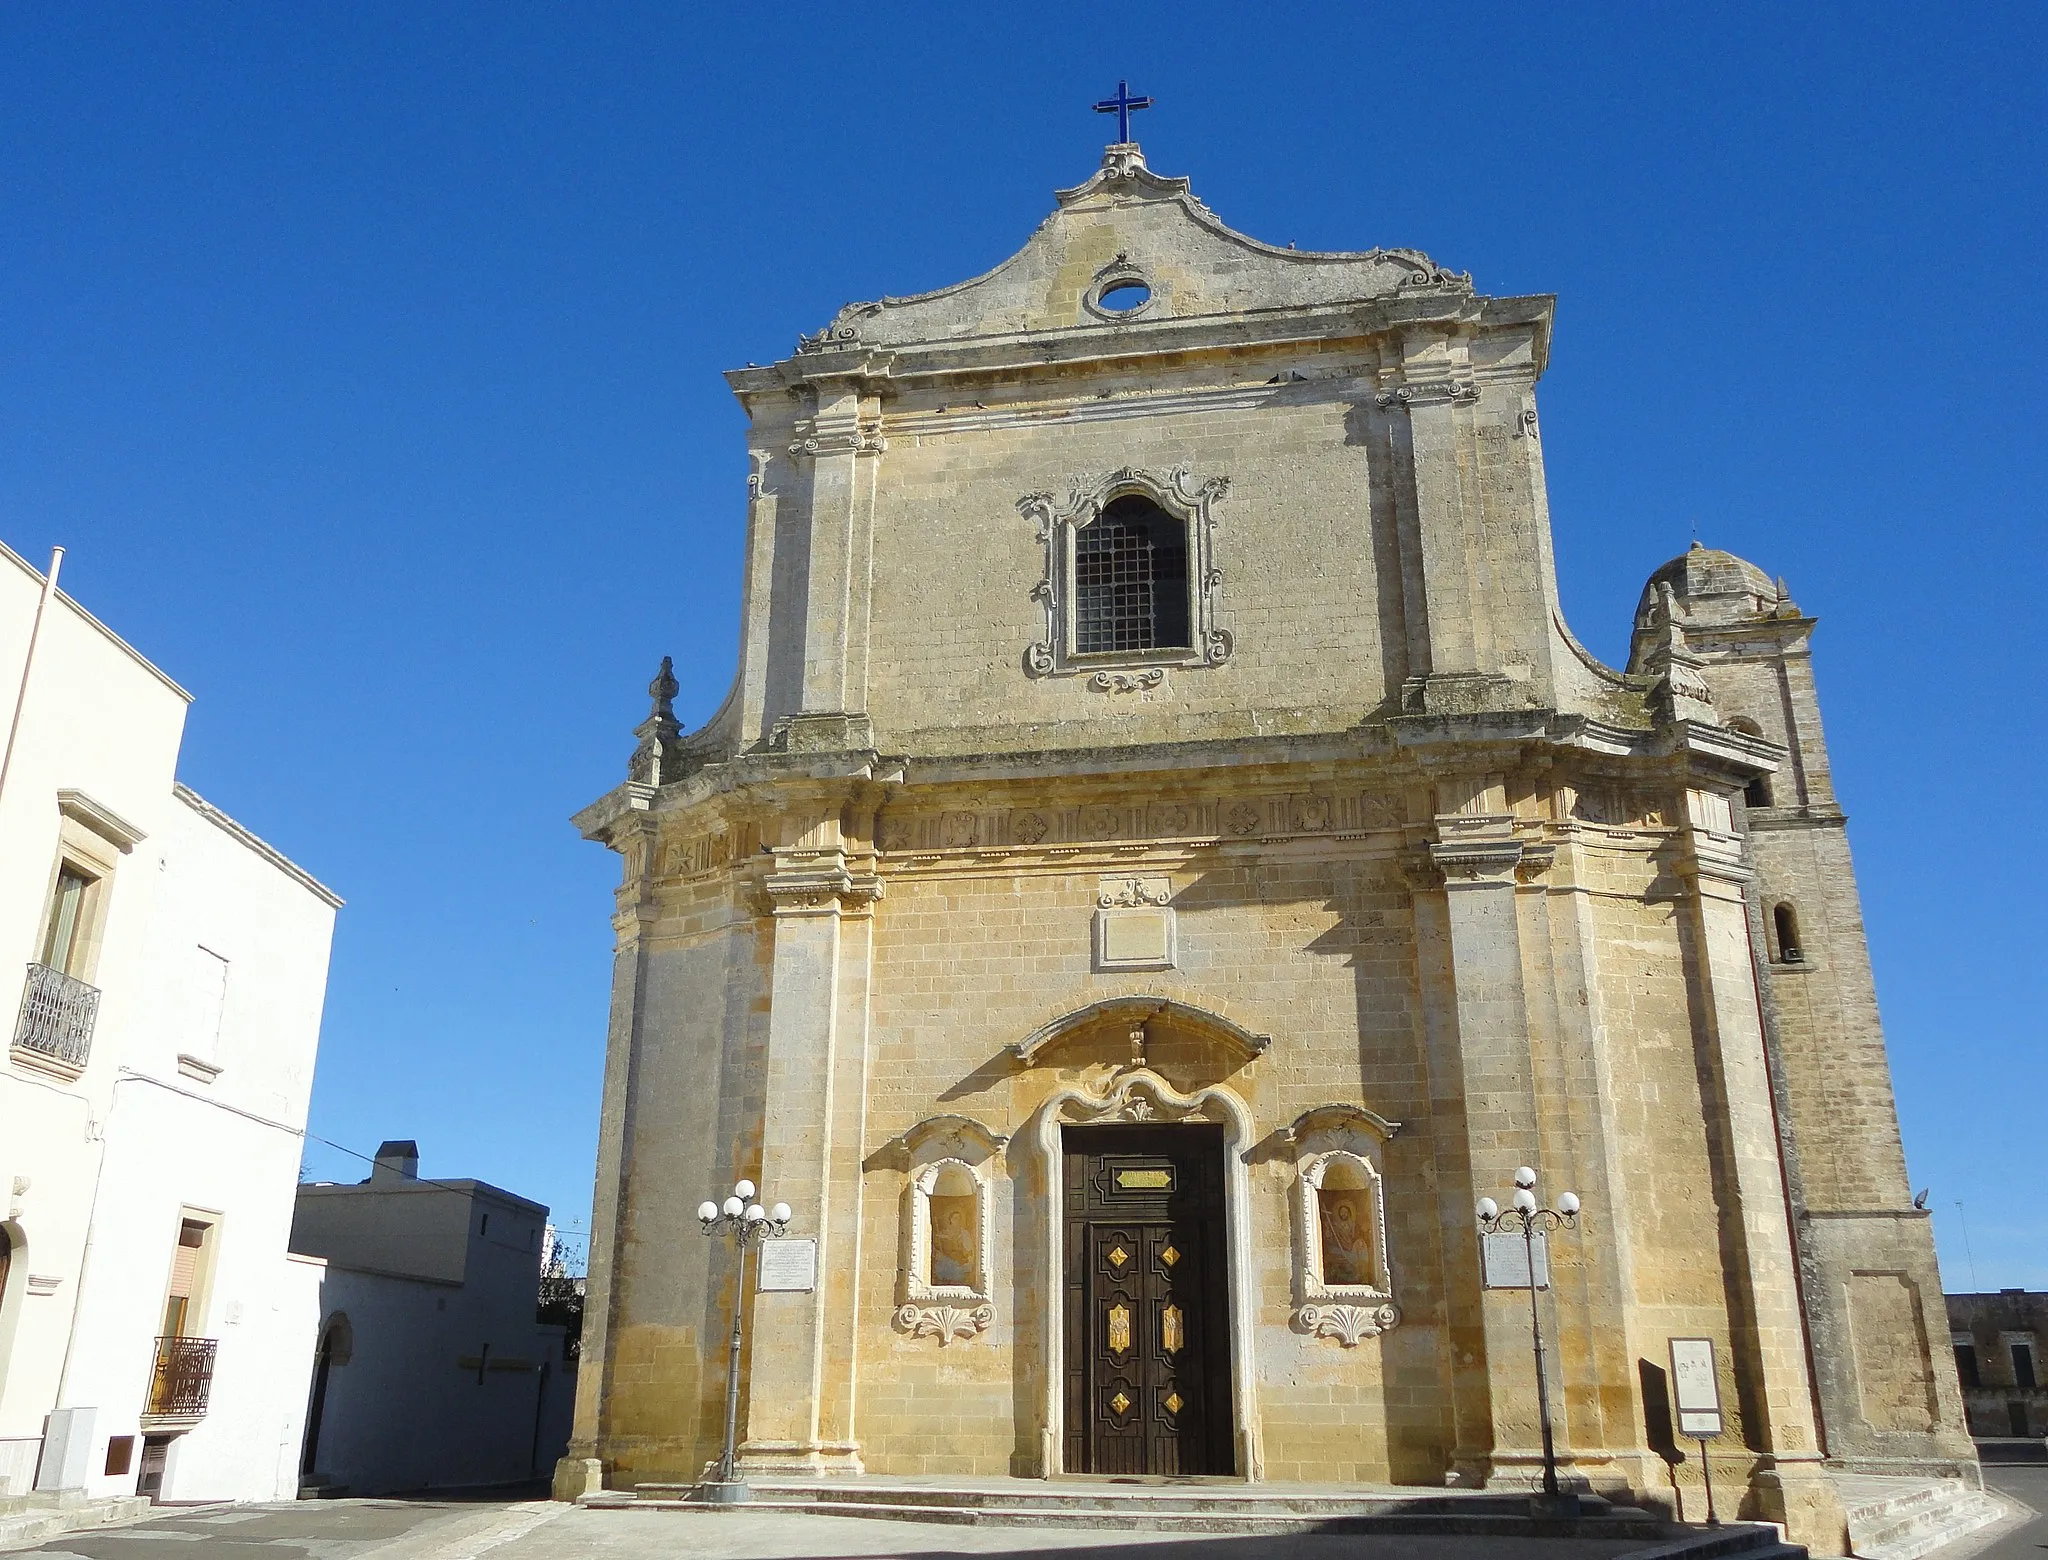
<box><xmin>1092</xmin><ymin>80</ymin><xmax>1153</xmax><ymax>145</ymax></box>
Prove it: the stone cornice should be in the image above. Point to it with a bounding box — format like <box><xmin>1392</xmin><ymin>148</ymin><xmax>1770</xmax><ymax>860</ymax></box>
<box><xmin>1746</xmin><ymin>805</ymin><xmax>1848</xmax><ymax>832</ymax></box>
<box><xmin>725</xmin><ymin>294</ymin><xmax>1553</xmax><ymax>402</ymax></box>
<box><xmin>571</xmin><ymin>706</ymin><xmax>1797</xmax><ymax>849</ymax></box>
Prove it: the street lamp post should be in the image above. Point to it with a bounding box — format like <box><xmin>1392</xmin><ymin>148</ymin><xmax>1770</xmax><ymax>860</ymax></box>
<box><xmin>1477</xmin><ymin>1167</ymin><xmax>1582</xmax><ymax>1519</ymax></box>
<box><xmin>692</xmin><ymin>1179</ymin><xmax>791</xmax><ymax>1505</ymax></box>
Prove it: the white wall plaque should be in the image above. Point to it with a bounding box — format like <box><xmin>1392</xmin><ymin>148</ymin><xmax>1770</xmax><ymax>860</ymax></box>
<box><xmin>1481</xmin><ymin>1231</ymin><xmax>1549</xmax><ymax>1290</ymax></box>
<box><xmin>757</xmin><ymin>1238</ymin><xmax>818</xmax><ymax>1293</ymax></box>
<box><xmin>1669</xmin><ymin>1336</ymin><xmax>1723</xmax><ymax>1438</ymax></box>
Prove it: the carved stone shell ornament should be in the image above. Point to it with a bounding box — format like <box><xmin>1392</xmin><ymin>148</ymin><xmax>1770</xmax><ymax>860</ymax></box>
<box><xmin>894</xmin><ymin>1303</ymin><xmax>995</xmax><ymax>1345</ymax></box>
<box><xmin>1294</xmin><ymin>1302</ymin><xmax>1401</xmax><ymax>1347</ymax></box>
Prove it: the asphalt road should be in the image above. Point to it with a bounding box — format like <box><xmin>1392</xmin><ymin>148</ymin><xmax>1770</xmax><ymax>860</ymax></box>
<box><xmin>5</xmin><ymin>1497</ymin><xmax>565</xmax><ymax>1560</ymax></box>
<box><xmin>1974</xmin><ymin>1464</ymin><xmax>2048</xmax><ymax>1560</ymax></box>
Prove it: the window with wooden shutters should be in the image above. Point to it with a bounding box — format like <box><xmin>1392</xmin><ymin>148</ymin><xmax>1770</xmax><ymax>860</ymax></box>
<box><xmin>163</xmin><ymin>1220</ymin><xmax>209</xmax><ymax>1336</ymax></box>
<box><xmin>39</xmin><ymin>866</ymin><xmax>96</xmax><ymax>976</ymax></box>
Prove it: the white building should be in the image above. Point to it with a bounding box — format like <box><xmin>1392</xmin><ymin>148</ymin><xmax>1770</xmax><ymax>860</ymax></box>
<box><xmin>290</xmin><ymin>1142</ymin><xmax>575</xmax><ymax>1495</ymax></box>
<box><xmin>0</xmin><ymin>541</ymin><xmax>341</xmax><ymax>1509</ymax></box>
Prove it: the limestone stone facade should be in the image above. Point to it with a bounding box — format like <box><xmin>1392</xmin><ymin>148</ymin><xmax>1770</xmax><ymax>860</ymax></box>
<box><xmin>559</xmin><ymin>144</ymin><xmax>1972</xmax><ymax>1551</ymax></box>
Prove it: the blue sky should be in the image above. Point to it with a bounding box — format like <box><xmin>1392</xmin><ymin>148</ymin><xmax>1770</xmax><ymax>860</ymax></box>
<box><xmin>4</xmin><ymin>4</ymin><xmax>2042</xmax><ymax>1284</ymax></box>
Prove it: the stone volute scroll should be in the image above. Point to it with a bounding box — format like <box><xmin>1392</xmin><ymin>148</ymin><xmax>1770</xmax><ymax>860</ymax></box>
<box><xmin>1018</xmin><ymin>465</ymin><xmax>1232</xmax><ymax>682</ymax></box>
<box><xmin>891</xmin><ymin>1115</ymin><xmax>1006</xmax><ymax>1345</ymax></box>
<box><xmin>1283</xmin><ymin>1104</ymin><xmax>1403</xmax><ymax>1346</ymax></box>
<box><xmin>1095</xmin><ymin>875</ymin><xmax>1176</xmax><ymax>972</ymax></box>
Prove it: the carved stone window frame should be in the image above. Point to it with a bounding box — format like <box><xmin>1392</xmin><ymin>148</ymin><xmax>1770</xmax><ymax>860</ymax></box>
<box><xmin>1018</xmin><ymin>465</ymin><xmax>1232</xmax><ymax>682</ymax></box>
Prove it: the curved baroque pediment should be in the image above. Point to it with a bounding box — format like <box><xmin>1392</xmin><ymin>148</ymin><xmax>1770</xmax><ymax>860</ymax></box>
<box><xmin>795</xmin><ymin>144</ymin><xmax>1473</xmax><ymax>355</ymax></box>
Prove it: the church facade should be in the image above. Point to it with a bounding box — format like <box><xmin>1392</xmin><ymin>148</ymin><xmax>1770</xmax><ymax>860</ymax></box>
<box><xmin>561</xmin><ymin>142</ymin><xmax>1972</xmax><ymax>1550</ymax></box>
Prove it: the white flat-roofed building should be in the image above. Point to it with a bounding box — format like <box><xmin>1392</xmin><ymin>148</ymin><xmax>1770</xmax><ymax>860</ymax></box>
<box><xmin>0</xmin><ymin>540</ymin><xmax>342</xmax><ymax>1511</ymax></box>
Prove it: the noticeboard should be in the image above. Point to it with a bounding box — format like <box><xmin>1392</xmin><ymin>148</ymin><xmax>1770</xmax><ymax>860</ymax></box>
<box><xmin>1669</xmin><ymin>1336</ymin><xmax>1724</xmax><ymax>1438</ymax></box>
<box><xmin>757</xmin><ymin>1238</ymin><xmax>818</xmax><ymax>1294</ymax></box>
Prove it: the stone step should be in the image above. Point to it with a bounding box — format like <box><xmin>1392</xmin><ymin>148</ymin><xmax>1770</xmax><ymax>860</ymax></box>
<box><xmin>636</xmin><ymin>1479</ymin><xmax>1628</xmax><ymax>1518</ymax></box>
<box><xmin>1839</xmin><ymin>1478</ymin><xmax>2007</xmax><ymax>1560</ymax></box>
<box><xmin>593</xmin><ymin>1490</ymin><xmax>1794</xmax><ymax>1547</ymax></box>
<box><xmin>597</xmin><ymin>1484</ymin><xmax>1795</xmax><ymax>1546</ymax></box>
<box><xmin>0</xmin><ymin>1493</ymin><xmax>151</xmax><ymax>1551</ymax></box>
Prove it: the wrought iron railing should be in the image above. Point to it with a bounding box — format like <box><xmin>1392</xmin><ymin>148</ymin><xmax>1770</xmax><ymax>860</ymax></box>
<box><xmin>146</xmin><ymin>1335</ymin><xmax>217</xmax><ymax>1418</ymax></box>
<box><xmin>12</xmin><ymin>963</ymin><xmax>99</xmax><ymax>1068</ymax></box>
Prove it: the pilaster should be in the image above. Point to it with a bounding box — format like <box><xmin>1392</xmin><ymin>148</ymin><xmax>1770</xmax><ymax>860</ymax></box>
<box><xmin>1412</xmin><ymin>777</ymin><xmax>1558</xmax><ymax>1487</ymax></box>
<box><xmin>788</xmin><ymin>378</ymin><xmax>882</xmax><ymax>719</ymax></box>
<box><xmin>1677</xmin><ymin>787</ymin><xmax>1846</xmax><ymax>1553</ymax></box>
<box><xmin>1381</xmin><ymin>336</ymin><xmax>1519</xmax><ymax>716</ymax></box>
<box><xmin>737</xmin><ymin>804</ymin><xmax>881</xmax><ymax>1477</ymax></box>
<box><xmin>1519</xmin><ymin>825</ymin><xmax>1667</xmax><ymax>1498</ymax></box>
<box><xmin>558</xmin><ymin>800</ymin><xmax>660</xmax><ymax>1495</ymax></box>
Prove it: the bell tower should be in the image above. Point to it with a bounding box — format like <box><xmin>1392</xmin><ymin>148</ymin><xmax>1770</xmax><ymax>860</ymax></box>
<box><xmin>1629</xmin><ymin>542</ymin><xmax>1974</xmax><ymax>1473</ymax></box>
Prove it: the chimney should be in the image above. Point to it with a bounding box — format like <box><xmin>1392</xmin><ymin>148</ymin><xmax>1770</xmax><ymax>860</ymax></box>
<box><xmin>369</xmin><ymin>1140</ymin><xmax>420</xmax><ymax>1184</ymax></box>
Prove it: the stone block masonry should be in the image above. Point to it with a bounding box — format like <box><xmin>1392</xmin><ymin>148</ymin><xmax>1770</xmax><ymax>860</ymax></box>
<box><xmin>560</xmin><ymin>142</ymin><xmax>1970</xmax><ymax>1555</ymax></box>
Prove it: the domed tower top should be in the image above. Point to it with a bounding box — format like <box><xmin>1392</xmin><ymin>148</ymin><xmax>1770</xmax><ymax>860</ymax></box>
<box><xmin>1629</xmin><ymin>540</ymin><xmax>1798</xmax><ymax>674</ymax></box>
<box><xmin>1642</xmin><ymin>540</ymin><xmax>1782</xmax><ymax>618</ymax></box>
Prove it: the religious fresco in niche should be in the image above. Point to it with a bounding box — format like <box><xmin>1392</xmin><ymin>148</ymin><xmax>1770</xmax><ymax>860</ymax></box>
<box><xmin>1317</xmin><ymin>1181</ymin><xmax>1378</xmax><ymax>1287</ymax></box>
<box><xmin>928</xmin><ymin>1190</ymin><xmax>977</xmax><ymax>1287</ymax></box>
<box><xmin>1291</xmin><ymin>1139</ymin><xmax>1400</xmax><ymax>1346</ymax></box>
<box><xmin>896</xmin><ymin>1151</ymin><xmax>997</xmax><ymax>1345</ymax></box>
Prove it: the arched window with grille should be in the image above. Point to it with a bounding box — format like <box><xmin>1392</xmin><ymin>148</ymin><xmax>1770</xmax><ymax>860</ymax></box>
<box><xmin>1073</xmin><ymin>495</ymin><xmax>1190</xmax><ymax>654</ymax></box>
<box><xmin>1019</xmin><ymin>469</ymin><xmax>1232</xmax><ymax>680</ymax></box>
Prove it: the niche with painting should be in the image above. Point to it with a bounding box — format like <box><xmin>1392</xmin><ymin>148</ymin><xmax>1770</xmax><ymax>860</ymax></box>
<box><xmin>1292</xmin><ymin>1140</ymin><xmax>1400</xmax><ymax>1346</ymax></box>
<box><xmin>895</xmin><ymin>1139</ymin><xmax>1000</xmax><ymax>1344</ymax></box>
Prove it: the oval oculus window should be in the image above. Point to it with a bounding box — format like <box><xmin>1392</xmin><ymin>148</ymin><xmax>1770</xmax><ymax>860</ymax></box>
<box><xmin>1095</xmin><ymin>280</ymin><xmax>1152</xmax><ymax>314</ymax></box>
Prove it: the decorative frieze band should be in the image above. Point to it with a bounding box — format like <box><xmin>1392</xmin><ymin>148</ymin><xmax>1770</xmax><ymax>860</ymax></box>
<box><xmin>876</xmin><ymin>790</ymin><xmax>1409</xmax><ymax>855</ymax></box>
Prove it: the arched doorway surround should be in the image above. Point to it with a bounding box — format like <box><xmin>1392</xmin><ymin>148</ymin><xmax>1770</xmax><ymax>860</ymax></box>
<box><xmin>1028</xmin><ymin>1066</ymin><xmax>1261</xmax><ymax>1481</ymax></box>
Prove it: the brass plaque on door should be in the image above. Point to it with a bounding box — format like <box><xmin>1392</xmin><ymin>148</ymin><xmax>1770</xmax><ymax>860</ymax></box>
<box><xmin>1115</xmin><ymin>1166</ymin><xmax>1174</xmax><ymax>1191</ymax></box>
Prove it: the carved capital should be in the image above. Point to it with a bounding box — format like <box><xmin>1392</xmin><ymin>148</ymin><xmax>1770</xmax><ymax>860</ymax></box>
<box><xmin>764</xmin><ymin>867</ymin><xmax>884</xmax><ymax>917</ymax></box>
<box><xmin>1397</xmin><ymin>848</ymin><xmax>1444</xmax><ymax>891</ymax></box>
<box><xmin>1679</xmin><ymin>835</ymin><xmax>1752</xmax><ymax>893</ymax></box>
<box><xmin>1429</xmin><ymin>838</ymin><xmax>1523</xmax><ymax>884</ymax></box>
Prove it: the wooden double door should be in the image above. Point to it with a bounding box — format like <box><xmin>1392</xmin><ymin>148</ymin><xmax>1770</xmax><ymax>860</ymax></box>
<box><xmin>1062</xmin><ymin>1124</ymin><xmax>1233</xmax><ymax>1476</ymax></box>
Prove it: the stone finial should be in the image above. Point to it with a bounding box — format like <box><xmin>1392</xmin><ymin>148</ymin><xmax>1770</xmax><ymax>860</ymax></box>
<box><xmin>647</xmin><ymin>655</ymin><xmax>679</xmax><ymax>719</ymax></box>
<box><xmin>628</xmin><ymin>655</ymin><xmax>684</xmax><ymax>786</ymax></box>
<box><xmin>1637</xmin><ymin>582</ymin><xmax>1718</xmax><ymax>727</ymax></box>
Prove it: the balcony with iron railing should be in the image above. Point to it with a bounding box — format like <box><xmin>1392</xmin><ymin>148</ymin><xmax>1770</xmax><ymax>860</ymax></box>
<box><xmin>143</xmin><ymin>1336</ymin><xmax>217</xmax><ymax>1423</ymax></box>
<box><xmin>11</xmin><ymin>962</ymin><xmax>99</xmax><ymax>1076</ymax></box>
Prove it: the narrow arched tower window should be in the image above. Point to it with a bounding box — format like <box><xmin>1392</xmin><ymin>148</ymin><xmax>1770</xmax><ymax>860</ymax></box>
<box><xmin>1727</xmin><ymin>718</ymin><xmax>1772</xmax><ymax>807</ymax></box>
<box><xmin>1074</xmin><ymin>495</ymin><xmax>1189</xmax><ymax>654</ymax></box>
<box><xmin>1774</xmin><ymin>903</ymin><xmax>1803</xmax><ymax>964</ymax></box>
